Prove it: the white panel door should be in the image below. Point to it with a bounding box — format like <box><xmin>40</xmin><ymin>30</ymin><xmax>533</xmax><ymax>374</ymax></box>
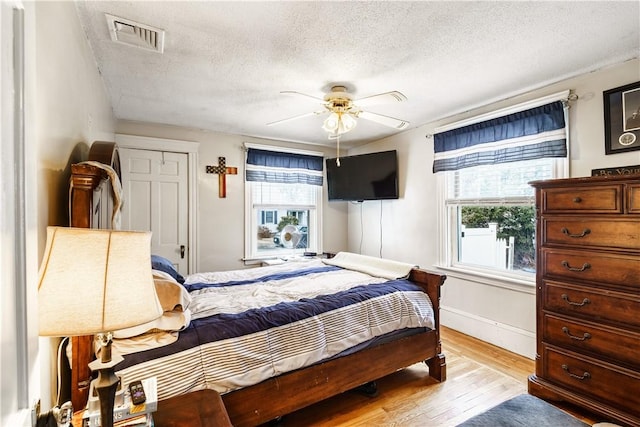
<box><xmin>120</xmin><ymin>148</ymin><xmax>189</xmax><ymax>273</ymax></box>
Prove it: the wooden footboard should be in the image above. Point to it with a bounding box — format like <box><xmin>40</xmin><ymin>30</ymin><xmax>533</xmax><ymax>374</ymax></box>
<box><xmin>222</xmin><ymin>268</ymin><xmax>446</xmax><ymax>426</ymax></box>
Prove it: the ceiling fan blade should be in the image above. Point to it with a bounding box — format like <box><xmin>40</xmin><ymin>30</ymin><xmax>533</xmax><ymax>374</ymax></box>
<box><xmin>358</xmin><ymin>111</ymin><xmax>410</xmax><ymax>130</ymax></box>
<box><xmin>266</xmin><ymin>111</ymin><xmax>323</xmax><ymax>126</ymax></box>
<box><xmin>280</xmin><ymin>90</ymin><xmax>325</xmax><ymax>103</ymax></box>
<box><xmin>354</xmin><ymin>91</ymin><xmax>407</xmax><ymax>107</ymax></box>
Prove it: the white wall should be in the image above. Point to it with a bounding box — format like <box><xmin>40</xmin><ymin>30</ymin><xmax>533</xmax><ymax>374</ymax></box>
<box><xmin>32</xmin><ymin>0</ymin><xmax>116</xmax><ymax>415</ymax></box>
<box><xmin>345</xmin><ymin>131</ymin><xmax>440</xmax><ymax>265</ymax></box>
<box><xmin>36</xmin><ymin>1</ymin><xmax>116</xmax><ymax>235</ymax></box>
<box><xmin>115</xmin><ymin>121</ymin><xmax>349</xmax><ymax>272</ymax></box>
<box><xmin>348</xmin><ymin>59</ymin><xmax>640</xmax><ymax>358</ymax></box>
<box><xmin>2</xmin><ymin>0</ymin><xmax>116</xmax><ymax>422</ymax></box>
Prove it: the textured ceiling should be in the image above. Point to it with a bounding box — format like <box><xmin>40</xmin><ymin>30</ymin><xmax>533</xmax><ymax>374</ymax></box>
<box><xmin>74</xmin><ymin>1</ymin><xmax>640</xmax><ymax>148</ymax></box>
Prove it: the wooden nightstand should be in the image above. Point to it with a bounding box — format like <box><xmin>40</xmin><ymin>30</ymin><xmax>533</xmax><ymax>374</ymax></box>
<box><xmin>153</xmin><ymin>390</ymin><xmax>232</xmax><ymax>427</ymax></box>
<box><xmin>72</xmin><ymin>389</ymin><xmax>232</xmax><ymax>427</ymax></box>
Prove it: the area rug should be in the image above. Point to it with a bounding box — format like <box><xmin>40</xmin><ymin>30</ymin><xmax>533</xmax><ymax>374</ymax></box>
<box><xmin>456</xmin><ymin>394</ymin><xmax>590</xmax><ymax>426</ymax></box>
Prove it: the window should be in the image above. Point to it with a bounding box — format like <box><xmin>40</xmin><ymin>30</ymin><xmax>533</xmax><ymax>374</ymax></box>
<box><xmin>434</xmin><ymin>93</ymin><xmax>570</xmax><ymax>281</ymax></box>
<box><xmin>443</xmin><ymin>158</ymin><xmax>564</xmax><ymax>278</ymax></box>
<box><xmin>261</xmin><ymin>210</ymin><xmax>277</xmax><ymax>225</ymax></box>
<box><xmin>244</xmin><ymin>145</ymin><xmax>323</xmax><ymax>259</ymax></box>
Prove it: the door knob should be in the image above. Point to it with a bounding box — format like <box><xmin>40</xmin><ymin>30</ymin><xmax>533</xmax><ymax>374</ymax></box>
<box><xmin>180</xmin><ymin>245</ymin><xmax>185</xmax><ymax>259</ymax></box>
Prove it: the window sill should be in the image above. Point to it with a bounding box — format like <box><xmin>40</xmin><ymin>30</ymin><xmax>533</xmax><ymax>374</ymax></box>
<box><xmin>243</xmin><ymin>251</ymin><xmax>308</xmax><ymax>263</ymax></box>
<box><xmin>242</xmin><ymin>254</ymin><xmax>323</xmax><ymax>267</ymax></box>
<box><xmin>434</xmin><ymin>264</ymin><xmax>536</xmax><ymax>294</ymax></box>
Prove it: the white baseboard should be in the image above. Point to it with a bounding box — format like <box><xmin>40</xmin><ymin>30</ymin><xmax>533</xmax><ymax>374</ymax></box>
<box><xmin>441</xmin><ymin>305</ymin><xmax>535</xmax><ymax>359</ymax></box>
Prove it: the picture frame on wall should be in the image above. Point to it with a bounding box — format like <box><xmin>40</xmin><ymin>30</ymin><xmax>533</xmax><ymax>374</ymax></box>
<box><xmin>604</xmin><ymin>81</ymin><xmax>640</xmax><ymax>155</ymax></box>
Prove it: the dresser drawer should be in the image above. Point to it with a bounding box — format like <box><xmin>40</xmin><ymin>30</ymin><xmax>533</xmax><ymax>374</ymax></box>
<box><xmin>541</xmin><ymin>345</ymin><xmax>640</xmax><ymax>415</ymax></box>
<box><xmin>541</xmin><ymin>218</ymin><xmax>640</xmax><ymax>251</ymax></box>
<box><xmin>543</xmin><ymin>314</ymin><xmax>640</xmax><ymax>369</ymax></box>
<box><xmin>541</xmin><ymin>185</ymin><xmax>622</xmax><ymax>214</ymax></box>
<box><xmin>543</xmin><ymin>281</ymin><xmax>640</xmax><ymax>328</ymax></box>
<box><xmin>630</xmin><ymin>184</ymin><xmax>640</xmax><ymax>214</ymax></box>
<box><xmin>542</xmin><ymin>248</ymin><xmax>640</xmax><ymax>289</ymax></box>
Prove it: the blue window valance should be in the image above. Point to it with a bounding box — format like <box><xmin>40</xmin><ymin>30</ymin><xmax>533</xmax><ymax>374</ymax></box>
<box><xmin>433</xmin><ymin>101</ymin><xmax>567</xmax><ymax>173</ymax></box>
<box><xmin>246</xmin><ymin>148</ymin><xmax>324</xmax><ymax>186</ymax></box>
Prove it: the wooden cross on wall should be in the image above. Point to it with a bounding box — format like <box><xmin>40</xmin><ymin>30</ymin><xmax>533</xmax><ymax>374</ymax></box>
<box><xmin>206</xmin><ymin>157</ymin><xmax>238</xmax><ymax>198</ymax></box>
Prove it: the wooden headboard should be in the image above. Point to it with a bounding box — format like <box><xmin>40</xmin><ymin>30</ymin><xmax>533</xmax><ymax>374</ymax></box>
<box><xmin>68</xmin><ymin>141</ymin><xmax>122</xmax><ymax>411</ymax></box>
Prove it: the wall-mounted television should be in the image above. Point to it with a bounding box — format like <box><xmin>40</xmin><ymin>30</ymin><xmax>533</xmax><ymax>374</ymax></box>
<box><xmin>326</xmin><ymin>150</ymin><xmax>399</xmax><ymax>201</ymax></box>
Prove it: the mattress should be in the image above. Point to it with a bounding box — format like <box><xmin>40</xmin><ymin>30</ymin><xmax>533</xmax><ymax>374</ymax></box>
<box><xmin>113</xmin><ymin>259</ymin><xmax>434</xmax><ymax>401</ymax></box>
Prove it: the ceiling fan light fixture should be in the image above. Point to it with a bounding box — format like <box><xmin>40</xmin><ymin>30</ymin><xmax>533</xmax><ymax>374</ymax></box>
<box><xmin>269</xmin><ymin>86</ymin><xmax>408</xmax><ymax>143</ymax></box>
<box><xmin>341</xmin><ymin>113</ymin><xmax>357</xmax><ymax>132</ymax></box>
<box><xmin>322</xmin><ymin>112</ymin><xmax>340</xmax><ymax>133</ymax></box>
<box><xmin>322</xmin><ymin>112</ymin><xmax>357</xmax><ymax>138</ymax></box>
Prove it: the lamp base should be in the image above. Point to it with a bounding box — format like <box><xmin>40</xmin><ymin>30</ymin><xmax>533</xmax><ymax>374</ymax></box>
<box><xmin>88</xmin><ymin>376</ymin><xmax>124</xmax><ymax>413</ymax></box>
<box><xmin>88</xmin><ymin>341</ymin><xmax>124</xmax><ymax>427</ymax></box>
<box><xmin>95</xmin><ymin>369</ymin><xmax>119</xmax><ymax>427</ymax></box>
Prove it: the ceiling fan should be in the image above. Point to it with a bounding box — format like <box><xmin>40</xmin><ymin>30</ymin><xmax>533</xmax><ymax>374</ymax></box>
<box><xmin>267</xmin><ymin>85</ymin><xmax>410</xmax><ymax>140</ymax></box>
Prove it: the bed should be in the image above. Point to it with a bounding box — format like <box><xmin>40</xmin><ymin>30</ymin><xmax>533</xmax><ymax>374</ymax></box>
<box><xmin>69</xmin><ymin>142</ymin><xmax>447</xmax><ymax>426</ymax></box>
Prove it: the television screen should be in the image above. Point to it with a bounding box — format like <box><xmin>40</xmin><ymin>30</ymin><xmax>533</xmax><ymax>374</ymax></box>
<box><xmin>326</xmin><ymin>150</ymin><xmax>399</xmax><ymax>201</ymax></box>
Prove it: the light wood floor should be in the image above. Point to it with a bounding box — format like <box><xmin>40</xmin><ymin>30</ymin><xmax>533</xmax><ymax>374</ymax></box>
<box><xmin>274</xmin><ymin>326</ymin><xmax>599</xmax><ymax>426</ymax></box>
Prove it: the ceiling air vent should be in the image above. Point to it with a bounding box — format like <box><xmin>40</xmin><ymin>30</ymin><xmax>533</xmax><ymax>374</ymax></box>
<box><xmin>105</xmin><ymin>14</ymin><xmax>164</xmax><ymax>53</ymax></box>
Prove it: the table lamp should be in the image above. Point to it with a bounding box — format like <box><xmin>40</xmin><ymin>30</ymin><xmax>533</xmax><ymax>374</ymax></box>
<box><xmin>38</xmin><ymin>227</ymin><xmax>163</xmax><ymax>427</ymax></box>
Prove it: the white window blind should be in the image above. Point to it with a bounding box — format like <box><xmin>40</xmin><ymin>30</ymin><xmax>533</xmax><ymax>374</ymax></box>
<box><xmin>446</xmin><ymin>158</ymin><xmax>554</xmax><ymax>204</ymax></box>
<box><xmin>251</xmin><ymin>182</ymin><xmax>318</xmax><ymax>207</ymax></box>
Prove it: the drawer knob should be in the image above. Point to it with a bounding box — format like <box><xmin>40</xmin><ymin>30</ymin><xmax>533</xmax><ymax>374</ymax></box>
<box><xmin>561</xmin><ymin>260</ymin><xmax>591</xmax><ymax>272</ymax></box>
<box><xmin>562</xmin><ymin>326</ymin><xmax>592</xmax><ymax>341</ymax></box>
<box><xmin>573</xmin><ymin>197</ymin><xmax>582</xmax><ymax>203</ymax></box>
<box><xmin>561</xmin><ymin>294</ymin><xmax>591</xmax><ymax>307</ymax></box>
<box><xmin>561</xmin><ymin>364</ymin><xmax>591</xmax><ymax>381</ymax></box>
<box><xmin>561</xmin><ymin>227</ymin><xmax>591</xmax><ymax>238</ymax></box>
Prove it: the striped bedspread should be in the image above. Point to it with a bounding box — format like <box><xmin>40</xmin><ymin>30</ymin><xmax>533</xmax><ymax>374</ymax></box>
<box><xmin>114</xmin><ymin>259</ymin><xmax>434</xmax><ymax>401</ymax></box>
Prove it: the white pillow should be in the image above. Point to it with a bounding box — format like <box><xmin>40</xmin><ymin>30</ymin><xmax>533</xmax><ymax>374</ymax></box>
<box><xmin>112</xmin><ymin>270</ymin><xmax>192</xmax><ymax>339</ymax></box>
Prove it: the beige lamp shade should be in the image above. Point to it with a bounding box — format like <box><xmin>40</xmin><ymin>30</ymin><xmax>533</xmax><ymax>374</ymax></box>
<box><xmin>38</xmin><ymin>227</ymin><xmax>163</xmax><ymax>337</ymax></box>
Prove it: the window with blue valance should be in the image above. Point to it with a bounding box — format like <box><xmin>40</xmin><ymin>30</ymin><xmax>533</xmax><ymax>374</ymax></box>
<box><xmin>245</xmin><ymin>148</ymin><xmax>324</xmax><ymax>186</ymax></box>
<box><xmin>433</xmin><ymin>100</ymin><xmax>567</xmax><ymax>173</ymax></box>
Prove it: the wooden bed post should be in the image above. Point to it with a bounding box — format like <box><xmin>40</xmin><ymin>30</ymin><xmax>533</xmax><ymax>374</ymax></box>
<box><xmin>409</xmin><ymin>268</ymin><xmax>447</xmax><ymax>382</ymax></box>
<box><xmin>68</xmin><ymin>142</ymin><xmax>122</xmax><ymax>412</ymax></box>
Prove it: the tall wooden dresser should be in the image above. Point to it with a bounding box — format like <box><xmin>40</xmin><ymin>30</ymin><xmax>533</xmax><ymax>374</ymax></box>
<box><xmin>528</xmin><ymin>174</ymin><xmax>640</xmax><ymax>426</ymax></box>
